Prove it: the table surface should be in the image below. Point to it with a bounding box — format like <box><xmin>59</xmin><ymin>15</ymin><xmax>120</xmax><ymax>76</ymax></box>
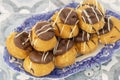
<box><xmin>0</xmin><ymin>0</ymin><xmax>120</xmax><ymax>80</ymax></box>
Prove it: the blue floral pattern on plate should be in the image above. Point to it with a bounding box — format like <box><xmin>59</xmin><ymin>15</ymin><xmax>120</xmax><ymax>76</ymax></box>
<box><xmin>3</xmin><ymin>2</ymin><xmax>120</xmax><ymax>79</ymax></box>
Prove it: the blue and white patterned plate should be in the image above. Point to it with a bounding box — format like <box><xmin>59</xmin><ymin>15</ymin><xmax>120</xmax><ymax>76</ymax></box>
<box><xmin>3</xmin><ymin>2</ymin><xmax>120</xmax><ymax>79</ymax></box>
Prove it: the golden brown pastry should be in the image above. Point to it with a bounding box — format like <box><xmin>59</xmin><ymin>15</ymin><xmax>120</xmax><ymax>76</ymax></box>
<box><xmin>23</xmin><ymin>50</ymin><xmax>54</xmax><ymax>77</ymax></box>
<box><xmin>51</xmin><ymin>7</ymin><xmax>79</xmax><ymax>38</ymax></box>
<box><xmin>6</xmin><ymin>32</ymin><xmax>32</xmax><ymax>59</ymax></box>
<box><xmin>98</xmin><ymin>16</ymin><xmax>120</xmax><ymax>44</ymax></box>
<box><xmin>53</xmin><ymin>39</ymin><xmax>77</xmax><ymax>68</ymax></box>
<box><xmin>81</xmin><ymin>0</ymin><xmax>105</xmax><ymax>15</ymax></box>
<box><xmin>30</xmin><ymin>21</ymin><xmax>57</xmax><ymax>52</ymax></box>
<box><xmin>76</xmin><ymin>5</ymin><xmax>105</xmax><ymax>33</ymax></box>
<box><xmin>75</xmin><ymin>29</ymin><xmax>98</xmax><ymax>54</ymax></box>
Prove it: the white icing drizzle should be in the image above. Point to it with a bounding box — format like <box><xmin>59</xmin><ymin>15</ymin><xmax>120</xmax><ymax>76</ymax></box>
<box><xmin>66</xmin><ymin>40</ymin><xmax>70</xmax><ymax>51</ymax></box>
<box><xmin>56</xmin><ymin>49</ymin><xmax>62</xmax><ymax>52</ymax></box>
<box><xmin>52</xmin><ymin>8</ymin><xmax>64</xmax><ymax>26</ymax></box>
<box><xmin>82</xmin><ymin>31</ymin><xmax>85</xmax><ymax>41</ymax></box>
<box><xmin>97</xmin><ymin>31</ymin><xmax>100</xmax><ymax>38</ymax></box>
<box><xmin>69</xmin><ymin>20</ymin><xmax>79</xmax><ymax>38</ymax></box>
<box><xmin>87</xmin><ymin>33</ymin><xmax>90</xmax><ymax>41</ymax></box>
<box><xmin>108</xmin><ymin>17</ymin><xmax>111</xmax><ymax>32</ymax></box>
<box><xmin>15</xmin><ymin>31</ymin><xmax>25</xmax><ymax>38</ymax></box>
<box><xmin>37</xmin><ymin>27</ymin><xmax>53</xmax><ymax>36</ymax></box>
<box><xmin>76</xmin><ymin>4</ymin><xmax>80</xmax><ymax>9</ymax></box>
<box><xmin>43</xmin><ymin>52</ymin><xmax>49</xmax><ymax>62</ymax></box>
<box><xmin>96</xmin><ymin>21</ymin><xmax>101</xmax><ymax>36</ymax></box>
<box><xmin>91</xmin><ymin>7</ymin><xmax>99</xmax><ymax>22</ymax></box>
<box><xmin>83</xmin><ymin>10</ymin><xmax>92</xmax><ymax>24</ymax></box>
<box><xmin>64</xmin><ymin>9</ymin><xmax>73</xmax><ymax>24</ymax></box>
<box><xmin>28</xmin><ymin>32</ymin><xmax>31</xmax><ymax>41</ymax></box>
<box><xmin>22</xmin><ymin>38</ymin><xmax>29</xmax><ymax>45</ymax></box>
<box><xmin>102</xmin><ymin>29</ymin><xmax>105</xmax><ymax>34</ymax></box>
<box><xmin>96</xmin><ymin>8</ymin><xmax>103</xmax><ymax>16</ymax></box>
<box><xmin>82</xmin><ymin>16</ymin><xmax>86</xmax><ymax>23</ymax></box>
<box><xmin>60</xmin><ymin>9</ymin><xmax>73</xmax><ymax>35</ymax></box>
<box><xmin>35</xmin><ymin>24</ymin><xmax>51</xmax><ymax>34</ymax></box>
<box><xmin>53</xmin><ymin>40</ymin><xmax>60</xmax><ymax>55</ymax></box>
<box><xmin>60</xmin><ymin>26</ymin><xmax>65</xmax><ymax>35</ymax></box>
<box><xmin>33</xmin><ymin>39</ymin><xmax>38</xmax><ymax>46</ymax></box>
<box><xmin>41</xmin><ymin>52</ymin><xmax>46</xmax><ymax>62</ymax></box>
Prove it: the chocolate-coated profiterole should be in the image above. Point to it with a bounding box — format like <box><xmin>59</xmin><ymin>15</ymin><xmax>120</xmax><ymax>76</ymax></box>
<box><xmin>23</xmin><ymin>50</ymin><xmax>54</xmax><ymax>77</ymax></box>
<box><xmin>54</xmin><ymin>39</ymin><xmax>77</xmax><ymax>68</ymax></box>
<box><xmin>75</xmin><ymin>29</ymin><xmax>98</xmax><ymax>54</ymax></box>
<box><xmin>76</xmin><ymin>5</ymin><xmax>105</xmax><ymax>33</ymax></box>
<box><xmin>98</xmin><ymin>16</ymin><xmax>120</xmax><ymax>44</ymax></box>
<box><xmin>51</xmin><ymin>7</ymin><xmax>79</xmax><ymax>38</ymax></box>
<box><xmin>6</xmin><ymin>32</ymin><xmax>32</xmax><ymax>59</ymax></box>
<box><xmin>30</xmin><ymin>21</ymin><xmax>57</xmax><ymax>52</ymax></box>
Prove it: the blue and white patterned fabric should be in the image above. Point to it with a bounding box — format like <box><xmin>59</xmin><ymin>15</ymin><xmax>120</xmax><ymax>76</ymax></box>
<box><xmin>1</xmin><ymin>0</ymin><xmax>120</xmax><ymax>80</ymax></box>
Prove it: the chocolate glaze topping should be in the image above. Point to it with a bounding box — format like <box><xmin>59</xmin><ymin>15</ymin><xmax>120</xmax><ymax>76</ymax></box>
<box><xmin>99</xmin><ymin>17</ymin><xmax>113</xmax><ymax>35</ymax></box>
<box><xmin>81</xmin><ymin>7</ymin><xmax>103</xmax><ymax>24</ymax></box>
<box><xmin>35</xmin><ymin>21</ymin><xmax>55</xmax><ymax>41</ymax></box>
<box><xmin>59</xmin><ymin>8</ymin><xmax>79</xmax><ymax>25</ymax></box>
<box><xmin>29</xmin><ymin>50</ymin><xmax>53</xmax><ymax>64</ymax></box>
<box><xmin>14</xmin><ymin>32</ymin><xmax>32</xmax><ymax>52</ymax></box>
<box><xmin>75</xmin><ymin>29</ymin><xmax>92</xmax><ymax>42</ymax></box>
<box><xmin>54</xmin><ymin>39</ymin><xmax>74</xmax><ymax>56</ymax></box>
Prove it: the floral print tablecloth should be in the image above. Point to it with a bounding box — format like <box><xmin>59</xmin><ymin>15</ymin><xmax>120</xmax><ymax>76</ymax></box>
<box><xmin>0</xmin><ymin>0</ymin><xmax>120</xmax><ymax>80</ymax></box>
